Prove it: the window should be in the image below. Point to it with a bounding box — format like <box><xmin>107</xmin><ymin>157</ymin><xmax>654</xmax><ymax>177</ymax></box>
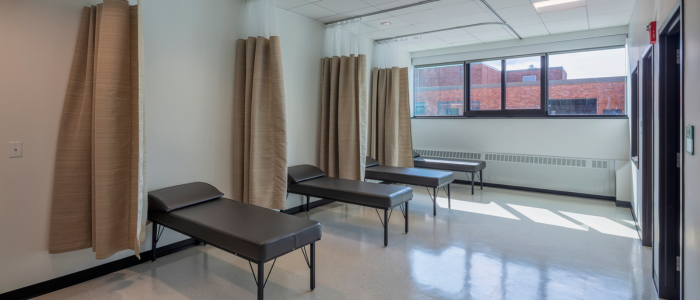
<box><xmin>469</xmin><ymin>61</ymin><xmax>501</xmax><ymax>111</ymax></box>
<box><xmin>549</xmin><ymin>99</ymin><xmax>597</xmax><ymax>115</ymax></box>
<box><xmin>631</xmin><ymin>64</ymin><xmax>639</xmax><ymax>160</ymax></box>
<box><xmin>548</xmin><ymin>48</ymin><xmax>627</xmax><ymax>115</ymax></box>
<box><xmin>413</xmin><ymin>47</ymin><xmax>627</xmax><ymax>118</ymax></box>
<box><xmin>414</xmin><ymin>102</ymin><xmax>425</xmax><ymax>116</ymax></box>
<box><xmin>414</xmin><ymin>64</ymin><xmax>464</xmax><ymax>116</ymax></box>
<box><xmin>506</xmin><ymin>56</ymin><xmax>542</xmax><ymax>110</ymax></box>
<box><xmin>438</xmin><ymin>102</ymin><xmax>463</xmax><ymax>115</ymax></box>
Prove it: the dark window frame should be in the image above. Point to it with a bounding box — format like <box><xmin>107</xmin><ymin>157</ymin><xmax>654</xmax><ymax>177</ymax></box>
<box><xmin>631</xmin><ymin>63</ymin><xmax>640</xmax><ymax>167</ymax></box>
<box><xmin>412</xmin><ymin>47</ymin><xmax>628</xmax><ymax>119</ymax></box>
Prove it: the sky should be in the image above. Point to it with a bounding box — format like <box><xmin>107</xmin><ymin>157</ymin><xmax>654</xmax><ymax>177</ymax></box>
<box><xmin>477</xmin><ymin>48</ymin><xmax>627</xmax><ymax>79</ymax></box>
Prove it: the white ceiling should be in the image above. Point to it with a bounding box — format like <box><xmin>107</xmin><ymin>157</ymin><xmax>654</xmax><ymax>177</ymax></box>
<box><xmin>276</xmin><ymin>0</ymin><xmax>635</xmax><ymax>52</ymax></box>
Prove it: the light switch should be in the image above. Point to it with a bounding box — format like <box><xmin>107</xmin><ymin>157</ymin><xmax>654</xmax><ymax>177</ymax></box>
<box><xmin>9</xmin><ymin>142</ymin><xmax>22</xmax><ymax>158</ymax></box>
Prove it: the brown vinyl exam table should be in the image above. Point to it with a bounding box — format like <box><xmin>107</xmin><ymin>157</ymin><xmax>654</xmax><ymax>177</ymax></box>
<box><xmin>148</xmin><ymin>182</ymin><xmax>321</xmax><ymax>300</ymax></box>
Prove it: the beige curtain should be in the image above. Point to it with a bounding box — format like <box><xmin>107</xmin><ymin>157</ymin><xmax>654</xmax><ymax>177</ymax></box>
<box><xmin>368</xmin><ymin>67</ymin><xmax>413</xmax><ymax>167</ymax></box>
<box><xmin>232</xmin><ymin>36</ymin><xmax>287</xmax><ymax>210</ymax></box>
<box><xmin>49</xmin><ymin>0</ymin><xmax>146</xmax><ymax>260</ymax></box>
<box><xmin>319</xmin><ymin>55</ymin><xmax>368</xmax><ymax>180</ymax></box>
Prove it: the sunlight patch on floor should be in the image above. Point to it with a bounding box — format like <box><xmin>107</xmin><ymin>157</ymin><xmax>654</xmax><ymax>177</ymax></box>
<box><xmin>507</xmin><ymin>204</ymin><xmax>587</xmax><ymax>230</ymax></box>
<box><xmin>436</xmin><ymin>197</ymin><xmax>520</xmax><ymax>220</ymax></box>
<box><xmin>559</xmin><ymin>211</ymin><xmax>639</xmax><ymax>239</ymax></box>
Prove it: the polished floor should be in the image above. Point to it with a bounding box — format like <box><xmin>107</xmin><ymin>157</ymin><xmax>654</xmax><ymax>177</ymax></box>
<box><xmin>39</xmin><ymin>185</ymin><xmax>659</xmax><ymax>300</ymax></box>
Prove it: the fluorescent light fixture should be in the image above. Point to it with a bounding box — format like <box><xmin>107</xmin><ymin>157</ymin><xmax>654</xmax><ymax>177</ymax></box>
<box><xmin>533</xmin><ymin>0</ymin><xmax>586</xmax><ymax>14</ymax></box>
<box><xmin>381</xmin><ymin>22</ymin><xmax>391</xmax><ymax>26</ymax></box>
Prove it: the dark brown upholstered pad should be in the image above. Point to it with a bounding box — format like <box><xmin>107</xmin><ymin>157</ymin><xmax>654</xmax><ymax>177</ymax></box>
<box><xmin>288</xmin><ymin>164</ymin><xmax>326</xmax><ymax>183</ymax></box>
<box><xmin>414</xmin><ymin>157</ymin><xmax>486</xmax><ymax>173</ymax></box>
<box><xmin>149</xmin><ymin>197</ymin><xmax>321</xmax><ymax>262</ymax></box>
<box><xmin>288</xmin><ymin>176</ymin><xmax>412</xmax><ymax>209</ymax></box>
<box><xmin>148</xmin><ymin>182</ymin><xmax>224</xmax><ymax>212</ymax></box>
<box><xmin>365</xmin><ymin>165</ymin><xmax>454</xmax><ymax>187</ymax></box>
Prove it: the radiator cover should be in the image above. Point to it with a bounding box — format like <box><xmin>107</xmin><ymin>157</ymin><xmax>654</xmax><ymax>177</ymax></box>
<box><xmin>414</xmin><ymin>149</ymin><xmax>616</xmax><ymax>197</ymax></box>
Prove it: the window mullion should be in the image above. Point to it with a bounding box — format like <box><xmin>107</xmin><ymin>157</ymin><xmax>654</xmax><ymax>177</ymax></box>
<box><xmin>501</xmin><ymin>60</ymin><xmax>506</xmax><ymax>111</ymax></box>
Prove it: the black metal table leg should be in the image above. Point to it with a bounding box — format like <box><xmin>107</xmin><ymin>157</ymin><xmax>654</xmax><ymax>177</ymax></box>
<box><xmin>151</xmin><ymin>222</ymin><xmax>157</xmax><ymax>262</ymax></box>
<box><xmin>433</xmin><ymin>187</ymin><xmax>437</xmax><ymax>216</ymax></box>
<box><xmin>258</xmin><ymin>262</ymin><xmax>264</xmax><ymax>300</ymax></box>
<box><xmin>470</xmin><ymin>172</ymin><xmax>475</xmax><ymax>195</ymax></box>
<box><xmin>384</xmin><ymin>209</ymin><xmax>389</xmax><ymax>247</ymax></box>
<box><xmin>306</xmin><ymin>196</ymin><xmax>310</xmax><ymax>212</ymax></box>
<box><xmin>405</xmin><ymin>202</ymin><xmax>409</xmax><ymax>233</ymax></box>
<box><xmin>480</xmin><ymin>170</ymin><xmax>483</xmax><ymax>190</ymax></box>
<box><xmin>310</xmin><ymin>243</ymin><xmax>315</xmax><ymax>290</ymax></box>
<box><xmin>448</xmin><ymin>184</ymin><xmax>451</xmax><ymax>209</ymax></box>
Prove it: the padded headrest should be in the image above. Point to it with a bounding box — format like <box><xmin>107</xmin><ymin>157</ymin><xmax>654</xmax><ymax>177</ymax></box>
<box><xmin>413</xmin><ymin>150</ymin><xmax>420</xmax><ymax>158</ymax></box>
<box><xmin>148</xmin><ymin>182</ymin><xmax>223</xmax><ymax>212</ymax></box>
<box><xmin>365</xmin><ymin>156</ymin><xmax>380</xmax><ymax>167</ymax></box>
<box><xmin>288</xmin><ymin>164</ymin><xmax>325</xmax><ymax>183</ymax></box>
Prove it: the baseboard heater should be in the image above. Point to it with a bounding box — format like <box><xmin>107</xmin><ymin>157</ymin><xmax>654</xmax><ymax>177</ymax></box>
<box><xmin>414</xmin><ymin>149</ymin><xmax>616</xmax><ymax>198</ymax></box>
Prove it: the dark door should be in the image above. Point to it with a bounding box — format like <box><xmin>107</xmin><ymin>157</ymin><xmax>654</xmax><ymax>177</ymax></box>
<box><xmin>655</xmin><ymin>9</ymin><xmax>682</xmax><ymax>299</ymax></box>
<box><xmin>640</xmin><ymin>45</ymin><xmax>654</xmax><ymax>248</ymax></box>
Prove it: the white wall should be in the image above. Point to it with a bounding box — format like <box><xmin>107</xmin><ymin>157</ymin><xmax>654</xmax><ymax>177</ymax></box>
<box><xmin>0</xmin><ymin>0</ymin><xmax>242</xmax><ymax>293</ymax></box>
<box><xmin>681</xmin><ymin>1</ymin><xmax>700</xmax><ymax>297</ymax></box>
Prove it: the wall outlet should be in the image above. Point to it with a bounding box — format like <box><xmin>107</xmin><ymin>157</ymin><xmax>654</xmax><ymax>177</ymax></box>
<box><xmin>9</xmin><ymin>142</ymin><xmax>22</xmax><ymax>158</ymax></box>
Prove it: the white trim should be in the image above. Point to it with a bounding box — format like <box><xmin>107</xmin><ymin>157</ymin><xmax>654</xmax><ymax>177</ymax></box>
<box><xmin>412</xmin><ymin>27</ymin><xmax>628</xmax><ymax>66</ymax></box>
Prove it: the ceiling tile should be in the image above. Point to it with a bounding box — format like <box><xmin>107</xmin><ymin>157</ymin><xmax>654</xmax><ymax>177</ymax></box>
<box><xmin>361</xmin><ymin>0</ymin><xmax>399</xmax><ymax>5</ymax></box>
<box><xmin>314</xmin><ymin>0</ymin><xmax>371</xmax><ymax>14</ymax></box>
<box><xmin>495</xmin><ymin>4</ymin><xmax>538</xmax><ymax>19</ymax></box>
<box><xmin>374</xmin><ymin>0</ymin><xmax>424</xmax><ymax>11</ymax></box>
<box><xmin>362</xmin><ymin>12</ymin><xmax>394</xmax><ymax>22</ymax></box>
<box><xmin>448</xmin><ymin>12</ymin><xmax>499</xmax><ymax>26</ymax></box>
<box><xmin>382</xmin><ymin>25</ymin><xmax>426</xmax><ymax>35</ymax></box>
<box><xmin>289</xmin><ymin>4</ymin><xmax>336</xmax><ymax>19</ymax></box>
<box><xmin>342</xmin><ymin>6</ymin><xmax>380</xmax><ymax>17</ymax></box>
<box><xmin>587</xmin><ymin>0</ymin><xmax>635</xmax><ymax>15</ymax></box>
<box><xmin>383</xmin><ymin>0</ymin><xmax>470</xmax><ymax>16</ymax></box>
<box><xmin>431</xmin><ymin>28</ymin><xmax>470</xmax><ymax>38</ymax></box>
<box><xmin>411</xmin><ymin>38</ymin><xmax>452</xmax><ymax>49</ymax></box>
<box><xmin>414</xmin><ymin>19</ymin><xmax>461</xmax><ymax>31</ymax></box>
<box><xmin>545</xmin><ymin>17</ymin><xmax>589</xmax><ymax>34</ymax></box>
<box><xmin>464</xmin><ymin>23</ymin><xmax>507</xmax><ymax>33</ymax></box>
<box><xmin>361</xmin><ymin>30</ymin><xmax>396</xmax><ymax>39</ymax></box>
<box><xmin>440</xmin><ymin>33</ymin><xmax>479</xmax><ymax>43</ymax></box>
<box><xmin>504</xmin><ymin>14</ymin><xmax>544</xmax><ymax>26</ymax></box>
<box><xmin>519</xmin><ymin>31</ymin><xmax>550</xmax><ymax>38</ymax></box>
<box><xmin>451</xmin><ymin>40</ymin><xmax>483</xmax><ymax>46</ymax></box>
<box><xmin>277</xmin><ymin>0</ymin><xmax>310</xmax><ymax>9</ymax></box>
<box><xmin>485</xmin><ymin>0</ymin><xmax>533</xmax><ymax>9</ymax></box>
<box><xmin>361</xmin><ymin>24</ymin><xmax>380</xmax><ymax>33</ymax></box>
<box><xmin>538</xmin><ymin>7</ymin><xmax>588</xmax><ymax>22</ymax></box>
<box><xmin>364</xmin><ymin>16</ymin><xmax>410</xmax><ymax>30</ymax></box>
<box><xmin>478</xmin><ymin>35</ymin><xmax>515</xmax><ymax>43</ymax></box>
<box><xmin>471</xmin><ymin>28</ymin><xmax>512</xmax><ymax>39</ymax></box>
<box><xmin>317</xmin><ymin>14</ymin><xmax>349</xmax><ymax>23</ymax></box>
<box><xmin>396</xmin><ymin>2</ymin><xmax>484</xmax><ymax>25</ymax></box>
<box><xmin>514</xmin><ymin>22</ymin><xmax>548</xmax><ymax>33</ymax></box>
<box><xmin>588</xmin><ymin>10</ymin><xmax>633</xmax><ymax>27</ymax></box>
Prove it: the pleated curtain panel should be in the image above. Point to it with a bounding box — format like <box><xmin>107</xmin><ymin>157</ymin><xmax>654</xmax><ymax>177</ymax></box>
<box><xmin>368</xmin><ymin>39</ymin><xmax>414</xmax><ymax>167</ymax></box>
<box><xmin>49</xmin><ymin>0</ymin><xmax>147</xmax><ymax>260</ymax></box>
<box><xmin>233</xmin><ymin>0</ymin><xmax>288</xmax><ymax>210</ymax></box>
<box><xmin>319</xmin><ymin>18</ymin><xmax>369</xmax><ymax>180</ymax></box>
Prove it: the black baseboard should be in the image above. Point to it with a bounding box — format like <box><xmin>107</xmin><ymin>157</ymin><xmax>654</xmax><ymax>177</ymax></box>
<box><xmin>615</xmin><ymin>200</ymin><xmax>632</xmax><ymax>208</ymax></box>
<box><xmin>281</xmin><ymin>199</ymin><xmax>335</xmax><ymax>215</ymax></box>
<box><xmin>452</xmin><ymin>179</ymin><xmax>616</xmax><ymax>201</ymax></box>
<box><xmin>0</xmin><ymin>238</ymin><xmax>198</xmax><ymax>300</ymax></box>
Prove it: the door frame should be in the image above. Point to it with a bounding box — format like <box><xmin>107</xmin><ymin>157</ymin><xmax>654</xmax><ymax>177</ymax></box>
<box><xmin>656</xmin><ymin>4</ymin><xmax>683</xmax><ymax>299</ymax></box>
<box><xmin>640</xmin><ymin>44</ymin><xmax>654</xmax><ymax>248</ymax></box>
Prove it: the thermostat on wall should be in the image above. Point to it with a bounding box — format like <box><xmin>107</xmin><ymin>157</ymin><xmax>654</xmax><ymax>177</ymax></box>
<box><xmin>687</xmin><ymin>126</ymin><xmax>694</xmax><ymax>155</ymax></box>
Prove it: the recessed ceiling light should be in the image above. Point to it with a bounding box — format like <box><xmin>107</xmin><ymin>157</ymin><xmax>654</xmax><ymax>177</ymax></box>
<box><xmin>533</xmin><ymin>0</ymin><xmax>586</xmax><ymax>14</ymax></box>
<box><xmin>414</xmin><ymin>36</ymin><xmax>423</xmax><ymax>39</ymax></box>
<box><xmin>381</xmin><ymin>22</ymin><xmax>391</xmax><ymax>26</ymax></box>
